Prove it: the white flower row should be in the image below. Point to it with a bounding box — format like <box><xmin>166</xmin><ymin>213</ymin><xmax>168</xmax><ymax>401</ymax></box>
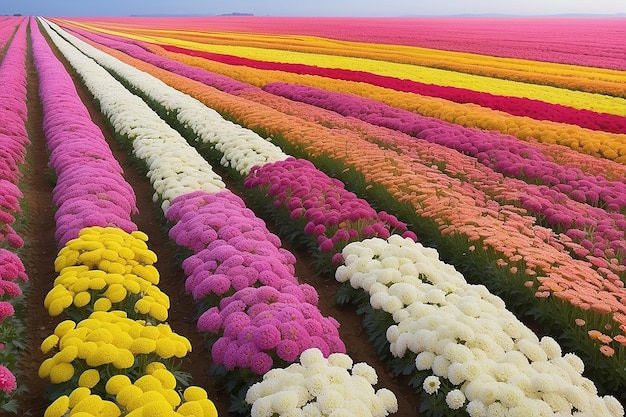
<box><xmin>44</xmin><ymin>19</ymin><xmax>289</xmax><ymax>176</ymax></box>
<box><xmin>245</xmin><ymin>348</ymin><xmax>398</xmax><ymax>417</ymax></box>
<box><xmin>39</xmin><ymin>19</ymin><xmax>225</xmax><ymax>212</ymax></box>
<box><xmin>336</xmin><ymin>235</ymin><xmax>623</xmax><ymax>417</ymax></box>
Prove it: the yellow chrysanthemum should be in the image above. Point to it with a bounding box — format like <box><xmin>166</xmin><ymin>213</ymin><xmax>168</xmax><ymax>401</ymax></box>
<box><xmin>151</xmin><ymin>369</ymin><xmax>176</xmax><ymax>390</ymax></box>
<box><xmin>140</xmin><ymin>326</ymin><xmax>161</xmax><ymax>340</ymax></box>
<box><xmin>44</xmin><ymin>285</ymin><xmax>69</xmax><ymax>308</ymax></box>
<box><xmin>38</xmin><ymin>357</ymin><xmax>57</xmax><ymax>379</ymax></box>
<box><xmin>89</xmin><ymin>277</ymin><xmax>108</xmax><ymax>291</ymax></box>
<box><xmin>131</xmin><ymin>230</ymin><xmax>149</xmax><ymax>242</ymax></box>
<box><xmin>49</xmin><ymin>362</ymin><xmax>75</xmax><ymax>384</ymax></box>
<box><xmin>100</xmin><ymin>400</ymin><xmax>122</xmax><ymax>417</ymax></box>
<box><xmin>198</xmin><ymin>398</ymin><xmax>218</xmax><ymax>417</ymax></box>
<box><xmin>71</xmin><ymin>394</ymin><xmax>104</xmax><ymax>415</ymax></box>
<box><xmin>104</xmin><ymin>273</ymin><xmax>126</xmax><ymax>286</ymax></box>
<box><xmin>48</xmin><ymin>294</ymin><xmax>74</xmax><ymax>316</ymax></box>
<box><xmin>149</xmin><ymin>303</ymin><xmax>168</xmax><ymax>322</ymax></box>
<box><xmin>145</xmin><ymin>362</ymin><xmax>166</xmax><ymax>374</ymax></box>
<box><xmin>86</xmin><ymin>344</ymin><xmax>118</xmax><ymax>367</ymax></box>
<box><xmin>58</xmin><ymin>336</ymin><xmax>84</xmax><ymax>351</ymax></box>
<box><xmin>104</xmin><ymin>283</ymin><xmax>128</xmax><ymax>304</ymax></box>
<box><xmin>122</xmin><ymin>277</ymin><xmax>142</xmax><ymax>294</ymax></box>
<box><xmin>73</xmin><ymin>291</ymin><xmax>92</xmax><ymax>308</ymax></box>
<box><xmin>105</xmin><ymin>374</ymin><xmax>132</xmax><ymax>395</ymax></box>
<box><xmin>183</xmin><ymin>386</ymin><xmax>208</xmax><ymax>402</ymax></box>
<box><xmin>94</xmin><ymin>297</ymin><xmax>113</xmax><ymax>312</ymax></box>
<box><xmin>55</xmin><ymin>345</ymin><xmax>79</xmax><ymax>363</ymax></box>
<box><xmin>43</xmin><ymin>395</ymin><xmax>69</xmax><ymax>417</ymax></box>
<box><xmin>130</xmin><ymin>337</ymin><xmax>157</xmax><ymax>355</ymax></box>
<box><xmin>78</xmin><ymin>369</ymin><xmax>101</xmax><ymax>388</ymax></box>
<box><xmin>54</xmin><ymin>320</ymin><xmax>77</xmax><ymax>339</ymax></box>
<box><xmin>176</xmin><ymin>401</ymin><xmax>204</xmax><ymax>417</ymax></box>
<box><xmin>116</xmin><ymin>385</ymin><xmax>143</xmax><ymax>408</ymax></box>
<box><xmin>134</xmin><ymin>375</ymin><xmax>163</xmax><ymax>393</ymax></box>
<box><xmin>128</xmin><ymin>323</ymin><xmax>145</xmax><ymax>339</ymax></box>
<box><xmin>112</xmin><ymin>332</ymin><xmax>134</xmax><ymax>350</ymax></box>
<box><xmin>40</xmin><ymin>334</ymin><xmax>60</xmax><ymax>354</ymax></box>
<box><xmin>77</xmin><ymin>341</ymin><xmax>98</xmax><ymax>360</ymax></box>
<box><xmin>155</xmin><ymin>338</ymin><xmax>177</xmax><ymax>359</ymax></box>
<box><xmin>128</xmin><ymin>392</ymin><xmax>170</xmax><ymax>412</ymax></box>
<box><xmin>86</xmin><ymin>328</ymin><xmax>114</xmax><ymax>344</ymax></box>
<box><xmin>71</xmin><ymin>276</ymin><xmax>91</xmax><ymax>293</ymax></box>
<box><xmin>112</xmin><ymin>348</ymin><xmax>135</xmax><ymax>369</ymax></box>
<box><xmin>134</xmin><ymin>299</ymin><xmax>152</xmax><ymax>315</ymax></box>
<box><xmin>69</xmin><ymin>387</ymin><xmax>91</xmax><ymax>408</ymax></box>
<box><xmin>158</xmin><ymin>388</ymin><xmax>181</xmax><ymax>408</ymax></box>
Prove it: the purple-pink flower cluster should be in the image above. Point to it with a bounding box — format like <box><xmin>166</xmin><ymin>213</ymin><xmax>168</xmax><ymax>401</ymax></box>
<box><xmin>166</xmin><ymin>190</ymin><xmax>299</xmax><ymax>299</ymax></box>
<box><xmin>244</xmin><ymin>157</ymin><xmax>416</xmax><ymax>264</ymax></box>
<box><xmin>166</xmin><ymin>189</ymin><xmax>345</xmax><ymax>374</ymax></box>
<box><xmin>197</xmin><ymin>285</ymin><xmax>344</xmax><ymax>374</ymax></box>
<box><xmin>31</xmin><ymin>22</ymin><xmax>138</xmax><ymax>246</ymax></box>
<box><xmin>0</xmin><ymin>249</ymin><xmax>26</xmax><ymax>324</ymax></box>
<box><xmin>263</xmin><ymin>83</ymin><xmax>626</xmax><ymax>212</ymax></box>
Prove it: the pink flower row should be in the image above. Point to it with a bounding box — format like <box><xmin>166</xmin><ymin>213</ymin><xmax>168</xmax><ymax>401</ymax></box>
<box><xmin>264</xmin><ymin>82</ymin><xmax>626</xmax><ymax>212</ymax></box>
<box><xmin>166</xmin><ymin>190</ymin><xmax>345</xmax><ymax>375</ymax></box>
<box><xmin>30</xmin><ymin>21</ymin><xmax>138</xmax><ymax>247</ymax></box>
<box><xmin>0</xmin><ymin>18</ymin><xmax>29</xmax><ymax>396</ymax></box>
<box><xmin>244</xmin><ymin>157</ymin><xmax>416</xmax><ymax>263</ymax></box>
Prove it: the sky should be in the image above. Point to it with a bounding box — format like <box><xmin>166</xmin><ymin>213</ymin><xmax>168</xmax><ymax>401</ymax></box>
<box><xmin>2</xmin><ymin>0</ymin><xmax>625</xmax><ymax>17</ymax></box>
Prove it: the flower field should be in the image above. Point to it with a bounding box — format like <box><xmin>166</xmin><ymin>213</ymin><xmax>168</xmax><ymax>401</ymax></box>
<box><xmin>0</xmin><ymin>14</ymin><xmax>625</xmax><ymax>417</ymax></box>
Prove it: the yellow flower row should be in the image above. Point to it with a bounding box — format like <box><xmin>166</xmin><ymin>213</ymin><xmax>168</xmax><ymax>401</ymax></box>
<box><xmin>40</xmin><ymin>227</ymin><xmax>218</xmax><ymax>417</ymax></box>
<box><xmin>45</xmin><ymin>363</ymin><xmax>217</xmax><ymax>417</ymax></box>
<box><xmin>45</xmin><ymin>226</ymin><xmax>169</xmax><ymax>321</ymax></box>
<box><xmin>94</xmin><ymin>40</ymin><xmax>626</xmax><ymax>164</ymax></box>
<box><xmin>58</xmin><ymin>19</ymin><xmax>626</xmax><ymax>98</ymax></box>
<box><xmin>39</xmin><ymin>311</ymin><xmax>191</xmax><ymax>383</ymax></box>
<box><xmin>55</xmin><ymin>20</ymin><xmax>626</xmax><ymax>116</ymax></box>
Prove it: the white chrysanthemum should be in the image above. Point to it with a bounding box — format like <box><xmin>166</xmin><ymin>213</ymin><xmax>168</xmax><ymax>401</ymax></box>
<box><xmin>326</xmin><ymin>367</ymin><xmax>350</xmax><ymax>386</ymax></box>
<box><xmin>486</xmin><ymin>401</ymin><xmax>507</xmax><ymax>417</ymax></box>
<box><xmin>305</xmin><ymin>374</ymin><xmax>327</xmax><ymax>398</ymax></box>
<box><xmin>250</xmin><ymin>396</ymin><xmax>274</xmax><ymax>417</ymax></box>
<box><xmin>302</xmin><ymin>403</ymin><xmax>322</xmax><ymax>417</ymax></box>
<box><xmin>431</xmin><ymin>355</ymin><xmax>450</xmax><ymax>378</ymax></box>
<box><xmin>300</xmin><ymin>348</ymin><xmax>327</xmax><ymax>368</ymax></box>
<box><xmin>270</xmin><ymin>391</ymin><xmax>301</xmax><ymax>414</ymax></box>
<box><xmin>516</xmin><ymin>338</ymin><xmax>548</xmax><ymax>362</ymax></box>
<box><xmin>443</xmin><ymin>342</ymin><xmax>474</xmax><ymax>364</ymax></box>
<box><xmin>376</xmin><ymin>388</ymin><xmax>399</xmax><ymax>414</ymax></box>
<box><xmin>422</xmin><ymin>375</ymin><xmax>441</xmax><ymax>395</ymax></box>
<box><xmin>562</xmin><ymin>352</ymin><xmax>585</xmax><ymax>374</ymax></box>
<box><xmin>316</xmin><ymin>390</ymin><xmax>343</xmax><ymax>414</ymax></box>
<box><xmin>446</xmin><ymin>389</ymin><xmax>466</xmax><ymax>410</ymax></box>
<box><xmin>461</xmin><ymin>359</ymin><xmax>483</xmax><ymax>382</ymax></box>
<box><xmin>603</xmin><ymin>395</ymin><xmax>625</xmax><ymax>417</ymax></box>
<box><xmin>541</xmin><ymin>392</ymin><xmax>572</xmax><ymax>413</ymax></box>
<box><xmin>351</xmin><ymin>362</ymin><xmax>378</xmax><ymax>385</ymax></box>
<box><xmin>492</xmin><ymin>362</ymin><xmax>517</xmax><ymax>382</ymax></box>
<box><xmin>327</xmin><ymin>353</ymin><xmax>353</xmax><ymax>370</ymax></box>
<box><xmin>466</xmin><ymin>399</ymin><xmax>487</xmax><ymax>417</ymax></box>
<box><xmin>392</xmin><ymin>308</ymin><xmax>410</xmax><ymax>323</ymax></box>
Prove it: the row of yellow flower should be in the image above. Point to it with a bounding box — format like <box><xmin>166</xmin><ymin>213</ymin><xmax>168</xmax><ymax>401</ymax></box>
<box><xmin>57</xmin><ymin>19</ymin><xmax>626</xmax><ymax>98</ymax></box>
<box><xmin>56</xmin><ymin>24</ymin><xmax>626</xmax><ymax>164</ymax></box>
<box><xmin>40</xmin><ymin>226</ymin><xmax>218</xmax><ymax>417</ymax></box>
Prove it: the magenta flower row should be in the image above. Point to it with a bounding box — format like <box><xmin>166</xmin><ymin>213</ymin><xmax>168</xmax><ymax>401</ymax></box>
<box><xmin>244</xmin><ymin>157</ymin><xmax>417</xmax><ymax>263</ymax></box>
<box><xmin>30</xmin><ymin>22</ymin><xmax>138</xmax><ymax>246</ymax></box>
<box><xmin>264</xmin><ymin>82</ymin><xmax>626</xmax><ymax>212</ymax></box>
<box><xmin>0</xmin><ymin>20</ymin><xmax>29</xmax><ymax>250</ymax></box>
<box><xmin>0</xmin><ymin>18</ymin><xmax>29</xmax><ymax>395</ymax></box>
<box><xmin>166</xmin><ymin>190</ymin><xmax>345</xmax><ymax>375</ymax></box>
